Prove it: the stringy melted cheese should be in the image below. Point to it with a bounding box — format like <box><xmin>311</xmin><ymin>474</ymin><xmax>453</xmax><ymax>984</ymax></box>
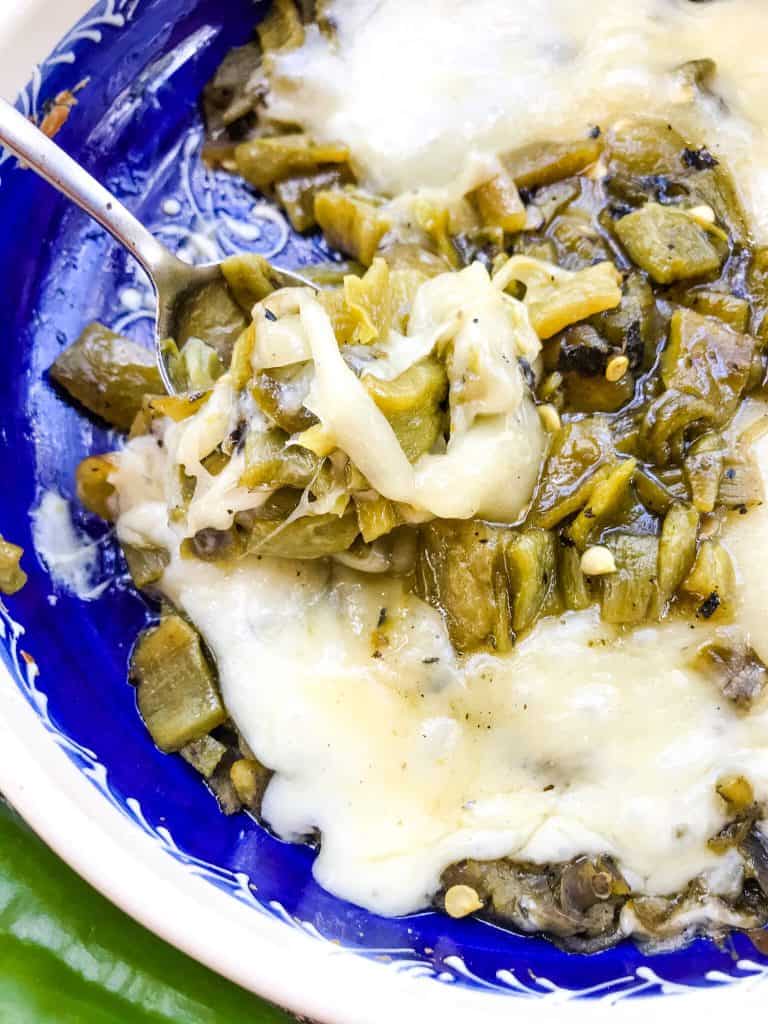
<box><xmin>266</xmin><ymin>0</ymin><xmax>768</xmax><ymax>238</ymax></box>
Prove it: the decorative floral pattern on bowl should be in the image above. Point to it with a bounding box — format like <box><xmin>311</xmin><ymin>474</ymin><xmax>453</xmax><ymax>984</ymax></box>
<box><xmin>1</xmin><ymin>0</ymin><xmax>767</xmax><ymax>1011</ymax></box>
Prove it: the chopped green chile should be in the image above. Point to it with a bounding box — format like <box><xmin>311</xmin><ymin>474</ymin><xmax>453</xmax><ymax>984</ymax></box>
<box><xmin>685</xmin><ymin>432</ymin><xmax>725</xmax><ymax>513</ymax></box>
<box><xmin>256</xmin><ymin>0</ymin><xmax>304</xmax><ymax>53</ymax></box>
<box><xmin>146</xmin><ymin>391</ymin><xmax>211</xmax><ymax>423</ymax></box>
<box><xmin>642</xmin><ymin>309</ymin><xmax>757</xmax><ymax>465</ymax></box>
<box><xmin>500</xmin><ymin>137</ymin><xmax>602</xmax><ymax>189</ymax></box>
<box><xmin>245</xmin><ymin>508</ymin><xmax>359</xmax><ymax>559</ymax></box>
<box><xmin>416</xmin><ymin>520</ymin><xmax>512</xmax><ymax>654</ymax></box>
<box><xmin>505</xmin><ymin>528</ymin><xmax>557</xmax><ymax>633</ymax></box>
<box><xmin>693</xmin><ymin>637</ymin><xmax>768</xmax><ymax>709</ymax></box>
<box><xmin>250</xmin><ymin>369</ymin><xmax>317</xmax><ymax>433</ymax></box>
<box><xmin>221</xmin><ymin>253</ymin><xmax>282</xmax><ymax>312</ymax></box>
<box><xmin>606</xmin><ymin>119</ymin><xmax>688</xmax><ymax>178</ymax></box>
<box><xmin>173</xmin><ymin>278</ymin><xmax>248</xmax><ymax>361</ymax></box>
<box><xmin>719</xmin><ymin>453</ymin><xmax>765</xmax><ymax>508</ymax></box>
<box><xmin>0</xmin><ymin>536</ymin><xmax>27</xmax><ymax>596</ymax></box>
<box><xmin>344</xmin><ymin>258</ymin><xmax>392</xmax><ymax>344</ymax></box>
<box><xmin>354</xmin><ymin>493</ymin><xmax>399</xmax><ymax>544</ymax></box>
<box><xmin>234</xmin><ymin>134</ymin><xmax>350</xmax><ymax>192</ymax></box>
<box><xmin>661</xmin><ymin>309</ymin><xmax>755</xmax><ymax>412</ymax></box>
<box><xmin>658</xmin><ymin>503</ymin><xmax>699</xmax><ymax>602</ymax></box>
<box><xmin>275</xmin><ymin>165</ymin><xmax>354</xmax><ymax>232</ymax></box>
<box><xmin>559</xmin><ymin>543</ymin><xmax>592</xmax><ymax>611</ymax></box>
<box><xmin>679</xmin><ymin>289</ymin><xmax>750</xmax><ymax>332</ymax></box>
<box><xmin>364</xmin><ymin>358</ymin><xmax>448</xmax><ymax>461</ymax></box>
<box><xmin>130</xmin><ymin>616</ymin><xmax>226</xmax><ymax>752</ymax></box>
<box><xmin>470</xmin><ymin>167</ymin><xmax>526</xmax><ymax>232</ymax></box>
<box><xmin>50</xmin><ymin>322</ymin><xmax>164</xmax><ymax>431</ymax></box>
<box><xmin>532</xmin><ymin>416</ymin><xmax>614</xmax><ymax>528</ymax></box>
<box><xmin>561</xmin><ymin>370</ymin><xmax>635</xmax><ymax>414</ymax></box>
<box><xmin>600</xmin><ymin>533</ymin><xmax>661</xmax><ymax>625</ymax></box>
<box><xmin>567</xmin><ymin>458</ymin><xmax>637</xmax><ymax>550</ymax></box>
<box><xmin>180</xmin><ymin>734</ymin><xmax>227</xmax><ymax>779</ymax></box>
<box><xmin>229</xmin><ymin>757</ymin><xmax>272</xmax><ymax>810</ymax></box>
<box><xmin>121</xmin><ymin>543</ymin><xmax>170</xmax><ymax>589</ymax></box>
<box><xmin>179</xmin><ymin>337</ymin><xmax>225</xmax><ymax>391</ymax></box>
<box><xmin>681</xmin><ymin>539</ymin><xmax>736</xmax><ymax>616</ymax></box>
<box><xmin>201</xmin><ymin>40</ymin><xmax>262</xmax><ymax>140</ymax></box>
<box><xmin>716</xmin><ymin>774</ymin><xmax>755</xmax><ymax>812</ymax></box>
<box><xmin>615</xmin><ymin>204</ymin><xmax>722</xmax><ymax>285</ymax></box>
<box><xmin>440</xmin><ymin>855</ymin><xmax>627</xmax><ymax>948</ymax></box>
<box><xmin>314</xmin><ymin>189</ymin><xmax>392</xmax><ymax>265</ymax></box>
<box><xmin>634</xmin><ymin>466</ymin><xmax>680</xmax><ymax>517</ymax></box>
<box><xmin>76</xmin><ymin>454</ymin><xmax>116</xmax><ymax>520</ymax></box>
<box><xmin>240</xmin><ymin>427</ymin><xmax>318</xmax><ymax>489</ymax></box>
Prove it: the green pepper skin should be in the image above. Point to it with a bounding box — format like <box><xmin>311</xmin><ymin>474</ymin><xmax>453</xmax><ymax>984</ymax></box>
<box><xmin>50</xmin><ymin>323</ymin><xmax>164</xmax><ymax>431</ymax></box>
<box><xmin>0</xmin><ymin>801</ymin><xmax>291</xmax><ymax>1023</ymax></box>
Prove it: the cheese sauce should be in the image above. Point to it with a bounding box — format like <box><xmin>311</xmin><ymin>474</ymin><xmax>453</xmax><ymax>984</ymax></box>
<box><xmin>267</xmin><ymin>0</ymin><xmax>768</xmax><ymax>237</ymax></box>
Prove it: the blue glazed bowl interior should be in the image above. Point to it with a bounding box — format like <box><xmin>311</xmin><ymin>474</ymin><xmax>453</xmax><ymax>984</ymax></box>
<box><xmin>1</xmin><ymin>0</ymin><xmax>766</xmax><ymax>1001</ymax></box>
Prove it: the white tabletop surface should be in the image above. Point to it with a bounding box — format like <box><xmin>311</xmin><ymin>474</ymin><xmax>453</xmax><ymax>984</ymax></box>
<box><xmin>0</xmin><ymin>0</ymin><xmax>92</xmax><ymax>98</ymax></box>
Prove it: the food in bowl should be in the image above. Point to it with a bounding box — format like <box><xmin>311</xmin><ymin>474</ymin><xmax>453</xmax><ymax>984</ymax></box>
<box><xmin>31</xmin><ymin>0</ymin><xmax>768</xmax><ymax>953</ymax></box>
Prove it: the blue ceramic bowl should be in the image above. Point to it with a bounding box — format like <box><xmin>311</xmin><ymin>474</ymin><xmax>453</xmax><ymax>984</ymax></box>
<box><xmin>1</xmin><ymin>2</ymin><xmax>767</xmax><ymax>1019</ymax></box>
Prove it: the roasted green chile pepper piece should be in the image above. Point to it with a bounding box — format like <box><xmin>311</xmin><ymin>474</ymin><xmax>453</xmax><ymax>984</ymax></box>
<box><xmin>416</xmin><ymin>520</ymin><xmax>512</xmax><ymax>654</ymax></box>
<box><xmin>131</xmin><ymin>616</ymin><xmax>226</xmax><ymax>752</ymax></box>
<box><xmin>505</xmin><ymin>528</ymin><xmax>558</xmax><ymax>632</ymax></box>
<box><xmin>559</xmin><ymin>543</ymin><xmax>592</xmax><ymax>611</ymax></box>
<box><xmin>180</xmin><ymin>733</ymin><xmax>227</xmax><ymax>779</ymax></box>
<box><xmin>600</xmin><ymin>533</ymin><xmax>661</xmax><ymax>625</ymax></box>
<box><xmin>250</xmin><ymin>369</ymin><xmax>318</xmax><ymax>433</ymax></box>
<box><xmin>684</xmin><ymin>432</ymin><xmax>725</xmax><ymax>513</ymax></box>
<box><xmin>606</xmin><ymin>119</ymin><xmax>688</xmax><ymax>177</ymax></box>
<box><xmin>121</xmin><ymin>543</ymin><xmax>170</xmax><ymax>590</ymax></box>
<box><xmin>531</xmin><ymin>416</ymin><xmax>614</xmax><ymax>528</ymax></box>
<box><xmin>0</xmin><ymin>535</ymin><xmax>26</xmax><ymax>595</ymax></box>
<box><xmin>470</xmin><ymin>166</ymin><xmax>526</xmax><ymax>232</ymax></box>
<box><xmin>500</xmin><ymin>137</ymin><xmax>602</xmax><ymax>189</ymax></box>
<box><xmin>240</xmin><ymin>426</ymin><xmax>318</xmax><ymax>489</ymax></box>
<box><xmin>50</xmin><ymin>323</ymin><xmax>164</xmax><ymax>431</ymax></box>
<box><xmin>235</xmin><ymin>134</ymin><xmax>349</xmax><ymax>191</ymax></box>
<box><xmin>642</xmin><ymin>309</ymin><xmax>757</xmax><ymax>464</ymax></box>
<box><xmin>174</xmin><ymin>279</ymin><xmax>248</xmax><ymax>362</ymax></box>
<box><xmin>257</xmin><ymin>0</ymin><xmax>304</xmax><ymax>52</ymax></box>
<box><xmin>679</xmin><ymin>289</ymin><xmax>750</xmax><ymax>332</ymax></box>
<box><xmin>567</xmin><ymin>458</ymin><xmax>637</xmax><ymax>550</ymax></box>
<box><xmin>661</xmin><ymin>309</ymin><xmax>755</xmax><ymax>412</ymax></box>
<box><xmin>354</xmin><ymin>493</ymin><xmax>399</xmax><ymax>543</ymax></box>
<box><xmin>275</xmin><ymin>165</ymin><xmax>354</xmax><ymax>232</ymax></box>
<box><xmin>615</xmin><ymin>204</ymin><xmax>722</xmax><ymax>285</ymax></box>
<box><xmin>681</xmin><ymin>539</ymin><xmax>735</xmax><ymax>617</ymax></box>
<box><xmin>76</xmin><ymin>455</ymin><xmax>116</xmax><ymax>520</ymax></box>
<box><xmin>314</xmin><ymin>189</ymin><xmax>392</xmax><ymax>265</ymax></box>
<box><xmin>693</xmin><ymin>637</ymin><xmax>768</xmax><ymax>708</ymax></box>
<box><xmin>364</xmin><ymin>358</ymin><xmax>448</xmax><ymax>462</ymax></box>
<box><xmin>657</xmin><ymin>503</ymin><xmax>699</xmax><ymax>602</ymax></box>
<box><xmin>245</xmin><ymin>508</ymin><xmax>359</xmax><ymax>559</ymax></box>
<box><xmin>221</xmin><ymin>253</ymin><xmax>282</xmax><ymax>313</ymax></box>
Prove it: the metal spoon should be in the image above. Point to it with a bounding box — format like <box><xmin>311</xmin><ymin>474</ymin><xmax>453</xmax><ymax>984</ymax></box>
<box><xmin>0</xmin><ymin>97</ymin><xmax>313</xmax><ymax>393</ymax></box>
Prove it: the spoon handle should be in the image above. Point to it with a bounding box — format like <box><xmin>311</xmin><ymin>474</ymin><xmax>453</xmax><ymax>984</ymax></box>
<box><xmin>0</xmin><ymin>97</ymin><xmax>174</xmax><ymax>280</ymax></box>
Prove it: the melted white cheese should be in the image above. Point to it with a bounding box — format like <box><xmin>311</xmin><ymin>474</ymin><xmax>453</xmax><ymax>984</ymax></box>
<box><xmin>266</xmin><ymin>0</ymin><xmax>768</xmax><ymax>237</ymax></box>
<box><xmin>31</xmin><ymin>491</ymin><xmax>109</xmax><ymax>601</ymax></box>
<box><xmin>111</xmin><ymin>420</ymin><xmax>768</xmax><ymax>919</ymax></box>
